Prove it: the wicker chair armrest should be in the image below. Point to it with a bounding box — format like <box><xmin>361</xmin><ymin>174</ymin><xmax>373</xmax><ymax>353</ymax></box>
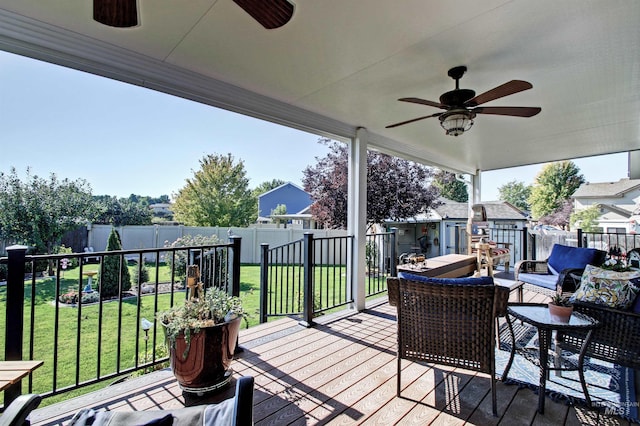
<box><xmin>494</xmin><ymin>285</ymin><xmax>510</xmax><ymax>316</ymax></box>
<box><xmin>573</xmin><ymin>301</ymin><xmax>640</xmax><ymax>320</ymax></box>
<box><xmin>515</xmin><ymin>259</ymin><xmax>548</xmax><ymax>279</ymax></box>
<box><xmin>387</xmin><ymin>277</ymin><xmax>399</xmax><ymax>307</ymax></box>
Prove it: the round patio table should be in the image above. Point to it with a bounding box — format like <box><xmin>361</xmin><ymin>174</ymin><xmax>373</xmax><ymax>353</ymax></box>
<box><xmin>502</xmin><ymin>303</ymin><xmax>599</xmax><ymax>414</ymax></box>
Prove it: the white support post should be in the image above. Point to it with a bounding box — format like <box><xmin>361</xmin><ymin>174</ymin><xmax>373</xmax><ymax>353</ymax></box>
<box><xmin>348</xmin><ymin>128</ymin><xmax>368</xmax><ymax>311</ymax></box>
<box><xmin>471</xmin><ymin>170</ymin><xmax>481</xmax><ymax>204</ymax></box>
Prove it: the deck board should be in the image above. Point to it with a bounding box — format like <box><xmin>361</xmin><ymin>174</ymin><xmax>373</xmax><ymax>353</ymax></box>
<box><xmin>29</xmin><ymin>272</ymin><xmax>637</xmax><ymax>426</ymax></box>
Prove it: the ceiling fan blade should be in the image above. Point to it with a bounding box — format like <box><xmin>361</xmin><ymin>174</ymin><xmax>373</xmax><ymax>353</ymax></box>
<box><xmin>473</xmin><ymin>106</ymin><xmax>541</xmax><ymax>117</ymax></box>
<box><xmin>386</xmin><ymin>113</ymin><xmax>443</xmax><ymax>128</ymax></box>
<box><xmin>233</xmin><ymin>0</ymin><xmax>295</xmax><ymax>29</ymax></box>
<box><xmin>398</xmin><ymin>97</ymin><xmax>447</xmax><ymax>109</ymax></box>
<box><xmin>93</xmin><ymin>0</ymin><xmax>138</xmax><ymax>28</ymax></box>
<box><xmin>466</xmin><ymin>80</ymin><xmax>533</xmax><ymax>106</ymax></box>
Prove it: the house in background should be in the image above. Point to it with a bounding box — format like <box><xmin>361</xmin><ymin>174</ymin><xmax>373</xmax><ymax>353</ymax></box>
<box><xmin>572</xmin><ymin>178</ymin><xmax>640</xmax><ymax>233</ymax></box>
<box><xmin>149</xmin><ymin>203</ymin><xmax>173</xmax><ymax>216</ymax></box>
<box><xmin>384</xmin><ymin>198</ymin><xmax>527</xmax><ymax>260</ymax></box>
<box><xmin>257</xmin><ymin>182</ymin><xmax>313</xmax><ymax>228</ymax></box>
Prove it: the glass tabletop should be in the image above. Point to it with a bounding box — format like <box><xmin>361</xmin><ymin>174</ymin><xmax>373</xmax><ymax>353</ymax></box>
<box><xmin>507</xmin><ymin>304</ymin><xmax>599</xmax><ymax>329</ymax></box>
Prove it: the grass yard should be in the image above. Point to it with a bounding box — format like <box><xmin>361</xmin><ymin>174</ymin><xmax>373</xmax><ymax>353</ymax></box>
<box><xmin>0</xmin><ymin>262</ymin><xmax>383</xmax><ymax>405</ymax></box>
<box><xmin>0</xmin><ymin>263</ymin><xmax>263</xmax><ymax>405</ymax></box>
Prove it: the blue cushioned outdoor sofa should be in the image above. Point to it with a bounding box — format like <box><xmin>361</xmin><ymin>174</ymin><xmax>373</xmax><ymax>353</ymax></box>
<box><xmin>515</xmin><ymin>243</ymin><xmax>607</xmax><ymax>297</ymax></box>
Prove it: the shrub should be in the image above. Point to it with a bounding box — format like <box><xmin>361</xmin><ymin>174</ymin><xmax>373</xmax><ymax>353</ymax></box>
<box><xmin>99</xmin><ymin>229</ymin><xmax>131</xmax><ymax>298</ymax></box>
<box><xmin>58</xmin><ymin>290</ymin><xmax>101</xmax><ymax>305</ymax></box>
<box><xmin>133</xmin><ymin>263</ymin><xmax>150</xmax><ymax>285</ymax></box>
<box><xmin>59</xmin><ymin>291</ymin><xmax>78</xmax><ymax>304</ymax></box>
<box><xmin>81</xmin><ymin>292</ymin><xmax>100</xmax><ymax>304</ymax></box>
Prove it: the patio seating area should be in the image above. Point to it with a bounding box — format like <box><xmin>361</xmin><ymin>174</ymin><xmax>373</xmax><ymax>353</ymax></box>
<box><xmin>27</xmin><ymin>271</ymin><xmax>639</xmax><ymax>426</ymax></box>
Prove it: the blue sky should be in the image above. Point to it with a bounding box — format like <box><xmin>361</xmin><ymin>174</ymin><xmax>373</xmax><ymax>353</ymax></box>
<box><xmin>0</xmin><ymin>51</ymin><xmax>630</xmax><ymax>201</ymax></box>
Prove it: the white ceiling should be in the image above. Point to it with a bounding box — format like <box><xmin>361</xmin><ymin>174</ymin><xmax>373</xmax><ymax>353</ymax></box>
<box><xmin>0</xmin><ymin>0</ymin><xmax>638</xmax><ymax>175</ymax></box>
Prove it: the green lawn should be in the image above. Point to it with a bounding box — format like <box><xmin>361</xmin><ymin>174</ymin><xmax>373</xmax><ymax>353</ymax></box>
<box><xmin>0</xmin><ymin>262</ymin><xmax>383</xmax><ymax>405</ymax></box>
<box><xmin>0</xmin><ymin>263</ymin><xmax>263</xmax><ymax>405</ymax></box>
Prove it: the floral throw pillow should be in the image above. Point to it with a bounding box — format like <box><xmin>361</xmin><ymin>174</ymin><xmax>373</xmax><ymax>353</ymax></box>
<box><xmin>570</xmin><ymin>264</ymin><xmax>640</xmax><ymax>309</ymax></box>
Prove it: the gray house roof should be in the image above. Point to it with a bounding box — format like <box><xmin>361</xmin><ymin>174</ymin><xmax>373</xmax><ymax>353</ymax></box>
<box><xmin>433</xmin><ymin>199</ymin><xmax>526</xmax><ymax>221</ymax></box>
<box><xmin>573</xmin><ymin>178</ymin><xmax>640</xmax><ymax>198</ymax></box>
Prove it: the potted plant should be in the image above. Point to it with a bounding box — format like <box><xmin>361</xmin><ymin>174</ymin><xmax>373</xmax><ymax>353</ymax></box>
<box><xmin>548</xmin><ymin>293</ymin><xmax>573</xmax><ymax>322</ymax></box>
<box><xmin>158</xmin><ymin>265</ymin><xmax>246</xmax><ymax>394</ymax></box>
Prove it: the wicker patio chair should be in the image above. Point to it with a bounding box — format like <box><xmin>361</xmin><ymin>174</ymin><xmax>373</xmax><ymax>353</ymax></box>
<box><xmin>389</xmin><ymin>275</ymin><xmax>510</xmax><ymax>416</ymax></box>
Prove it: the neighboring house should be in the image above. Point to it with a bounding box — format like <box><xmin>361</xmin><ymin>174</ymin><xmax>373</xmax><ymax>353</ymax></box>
<box><xmin>257</xmin><ymin>182</ymin><xmax>313</xmax><ymax>228</ymax></box>
<box><xmin>384</xmin><ymin>198</ymin><xmax>527</xmax><ymax>258</ymax></box>
<box><xmin>270</xmin><ymin>206</ymin><xmax>317</xmax><ymax>230</ymax></box>
<box><xmin>572</xmin><ymin>178</ymin><xmax>640</xmax><ymax>233</ymax></box>
<box><xmin>149</xmin><ymin>203</ymin><xmax>173</xmax><ymax>216</ymax></box>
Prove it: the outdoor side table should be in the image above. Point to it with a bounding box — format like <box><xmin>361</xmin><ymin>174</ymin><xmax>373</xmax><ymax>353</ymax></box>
<box><xmin>501</xmin><ymin>303</ymin><xmax>599</xmax><ymax>414</ymax></box>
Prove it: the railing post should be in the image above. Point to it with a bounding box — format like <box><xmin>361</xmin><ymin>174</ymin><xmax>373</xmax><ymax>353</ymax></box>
<box><xmin>522</xmin><ymin>227</ymin><xmax>528</xmax><ymax>263</ymax></box>
<box><xmin>4</xmin><ymin>245</ymin><xmax>28</xmax><ymax>407</ymax></box>
<box><xmin>229</xmin><ymin>236</ymin><xmax>241</xmax><ymax>297</ymax></box>
<box><xmin>390</xmin><ymin>227</ymin><xmax>398</xmax><ymax>277</ymax></box>
<box><xmin>577</xmin><ymin>228</ymin><xmax>584</xmax><ymax>248</ymax></box>
<box><xmin>300</xmin><ymin>232</ymin><xmax>314</xmax><ymax>328</ymax></box>
<box><xmin>454</xmin><ymin>225</ymin><xmax>461</xmax><ymax>254</ymax></box>
<box><xmin>259</xmin><ymin>243</ymin><xmax>269</xmax><ymax>324</ymax></box>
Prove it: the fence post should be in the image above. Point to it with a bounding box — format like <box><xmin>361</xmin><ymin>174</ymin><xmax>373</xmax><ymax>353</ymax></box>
<box><xmin>4</xmin><ymin>245</ymin><xmax>28</xmax><ymax>407</ymax></box>
<box><xmin>259</xmin><ymin>243</ymin><xmax>269</xmax><ymax>324</ymax></box>
<box><xmin>229</xmin><ymin>236</ymin><xmax>241</xmax><ymax>298</ymax></box>
<box><xmin>300</xmin><ymin>232</ymin><xmax>314</xmax><ymax>328</ymax></box>
<box><xmin>390</xmin><ymin>227</ymin><xmax>398</xmax><ymax>277</ymax></box>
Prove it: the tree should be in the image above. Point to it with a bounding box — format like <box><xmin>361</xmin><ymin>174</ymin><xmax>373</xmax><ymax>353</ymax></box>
<box><xmin>539</xmin><ymin>199</ymin><xmax>573</xmax><ymax>229</ymax></box>
<box><xmin>93</xmin><ymin>195</ymin><xmax>153</xmax><ymax>226</ymax></box>
<box><xmin>528</xmin><ymin>161</ymin><xmax>585</xmax><ymax>219</ymax></box>
<box><xmin>0</xmin><ymin>168</ymin><xmax>96</xmax><ymax>271</ymax></box>
<box><xmin>498</xmin><ymin>180</ymin><xmax>532</xmax><ymax>211</ymax></box>
<box><xmin>570</xmin><ymin>204</ymin><xmax>601</xmax><ymax>232</ymax></box>
<box><xmin>99</xmin><ymin>228</ymin><xmax>131</xmax><ymax>298</ymax></box>
<box><xmin>271</xmin><ymin>204</ymin><xmax>287</xmax><ymax>226</ymax></box>
<box><xmin>302</xmin><ymin>139</ymin><xmax>440</xmax><ymax>229</ymax></box>
<box><xmin>172</xmin><ymin>154</ymin><xmax>257</xmax><ymax>227</ymax></box>
<box><xmin>432</xmin><ymin>170</ymin><xmax>468</xmax><ymax>202</ymax></box>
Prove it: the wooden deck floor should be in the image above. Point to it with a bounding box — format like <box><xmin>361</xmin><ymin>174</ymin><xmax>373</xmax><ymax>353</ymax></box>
<box><xmin>29</xmin><ymin>275</ymin><xmax>638</xmax><ymax>426</ymax></box>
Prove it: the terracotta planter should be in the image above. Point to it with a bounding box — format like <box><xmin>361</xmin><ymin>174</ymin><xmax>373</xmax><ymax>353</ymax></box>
<box><xmin>548</xmin><ymin>302</ymin><xmax>573</xmax><ymax>322</ymax></box>
<box><xmin>168</xmin><ymin>316</ymin><xmax>241</xmax><ymax>394</ymax></box>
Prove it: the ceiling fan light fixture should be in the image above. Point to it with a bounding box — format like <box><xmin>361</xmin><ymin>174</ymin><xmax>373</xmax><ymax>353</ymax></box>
<box><xmin>440</xmin><ymin>110</ymin><xmax>475</xmax><ymax>136</ymax></box>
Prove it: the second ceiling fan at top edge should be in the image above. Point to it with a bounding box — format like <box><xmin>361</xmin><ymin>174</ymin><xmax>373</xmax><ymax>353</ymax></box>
<box><xmin>386</xmin><ymin>66</ymin><xmax>541</xmax><ymax>136</ymax></box>
<box><xmin>93</xmin><ymin>0</ymin><xmax>295</xmax><ymax>29</ymax></box>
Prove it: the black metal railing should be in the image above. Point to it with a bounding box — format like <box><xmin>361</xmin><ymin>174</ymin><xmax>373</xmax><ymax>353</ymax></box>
<box><xmin>578</xmin><ymin>229</ymin><xmax>640</xmax><ymax>254</ymax></box>
<box><xmin>259</xmin><ymin>233</ymin><xmax>355</xmax><ymax>325</ymax></box>
<box><xmin>0</xmin><ymin>237</ymin><xmax>241</xmax><ymax>407</ymax></box>
<box><xmin>365</xmin><ymin>230</ymin><xmax>396</xmax><ymax>296</ymax></box>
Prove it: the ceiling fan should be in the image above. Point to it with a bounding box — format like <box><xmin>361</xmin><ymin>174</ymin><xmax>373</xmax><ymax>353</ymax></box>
<box><xmin>386</xmin><ymin>66</ymin><xmax>541</xmax><ymax>136</ymax></box>
<box><xmin>93</xmin><ymin>0</ymin><xmax>294</xmax><ymax>29</ymax></box>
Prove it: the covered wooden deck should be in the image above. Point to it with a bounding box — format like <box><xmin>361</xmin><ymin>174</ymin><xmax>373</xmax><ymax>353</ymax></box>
<box><xmin>29</xmin><ymin>274</ymin><xmax>638</xmax><ymax>426</ymax></box>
